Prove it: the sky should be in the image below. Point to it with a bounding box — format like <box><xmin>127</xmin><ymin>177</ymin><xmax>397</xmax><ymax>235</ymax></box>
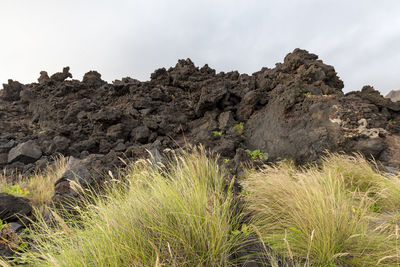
<box><xmin>0</xmin><ymin>0</ymin><xmax>400</xmax><ymax>95</ymax></box>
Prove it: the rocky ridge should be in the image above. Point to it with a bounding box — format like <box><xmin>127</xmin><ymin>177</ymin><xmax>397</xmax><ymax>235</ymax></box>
<box><xmin>0</xmin><ymin>48</ymin><xmax>399</xmax><ymax>201</ymax></box>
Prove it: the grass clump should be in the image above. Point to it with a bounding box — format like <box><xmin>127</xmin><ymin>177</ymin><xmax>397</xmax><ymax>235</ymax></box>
<box><xmin>23</xmin><ymin>147</ymin><xmax>247</xmax><ymax>266</ymax></box>
<box><xmin>243</xmin><ymin>154</ymin><xmax>400</xmax><ymax>266</ymax></box>
<box><xmin>0</xmin><ymin>156</ymin><xmax>67</xmax><ymax>211</ymax></box>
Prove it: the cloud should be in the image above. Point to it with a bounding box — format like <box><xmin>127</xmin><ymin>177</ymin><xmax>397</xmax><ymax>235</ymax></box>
<box><xmin>0</xmin><ymin>0</ymin><xmax>399</xmax><ymax>94</ymax></box>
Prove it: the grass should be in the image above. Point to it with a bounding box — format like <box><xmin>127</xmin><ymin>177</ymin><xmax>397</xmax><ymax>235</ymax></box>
<box><xmin>243</xmin><ymin>153</ymin><xmax>400</xmax><ymax>266</ymax></box>
<box><xmin>2</xmin><ymin>151</ymin><xmax>400</xmax><ymax>266</ymax></box>
<box><xmin>20</xmin><ymin>147</ymin><xmax>248</xmax><ymax>266</ymax></box>
<box><xmin>0</xmin><ymin>156</ymin><xmax>67</xmax><ymax>212</ymax></box>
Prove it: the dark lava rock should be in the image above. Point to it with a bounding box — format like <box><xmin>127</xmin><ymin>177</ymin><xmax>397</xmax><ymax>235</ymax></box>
<box><xmin>0</xmin><ymin>193</ymin><xmax>32</xmax><ymax>223</ymax></box>
<box><xmin>131</xmin><ymin>126</ymin><xmax>151</xmax><ymax>144</ymax></box>
<box><xmin>0</xmin><ymin>80</ymin><xmax>24</xmax><ymax>101</ymax></box>
<box><xmin>386</xmin><ymin>89</ymin><xmax>400</xmax><ymax>102</ymax></box>
<box><xmin>243</xmin><ymin>49</ymin><xmax>399</xmax><ymax>165</ymax></box>
<box><xmin>38</xmin><ymin>71</ymin><xmax>50</xmax><ymax>84</ymax></box>
<box><xmin>50</xmin><ymin>66</ymin><xmax>72</xmax><ymax>82</ymax></box>
<box><xmin>52</xmin><ymin>136</ymin><xmax>71</xmax><ymax>153</ymax></box>
<box><xmin>0</xmin><ymin>48</ymin><xmax>399</xmax><ymax>179</ymax></box>
<box><xmin>82</xmin><ymin>71</ymin><xmax>106</xmax><ymax>88</ymax></box>
<box><xmin>52</xmin><ymin>154</ymin><xmax>120</xmax><ymax>206</ymax></box>
<box><xmin>8</xmin><ymin>141</ymin><xmax>42</xmax><ymax>164</ymax></box>
<box><xmin>0</xmin><ymin>140</ymin><xmax>16</xmax><ymax>153</ymax></box>
<box><xmin>0</xmin><ymin>153</ymin><xmax>8</xmax><ymax>167</ymax></box>
<box><xmin>218</xmin><ymin>111</ymin><xmax>236</xmax><ymax>130</ymax></box>
<box><xmin>0</xmin><ymin>48</ymin><xmax>398</xmax><ymax>265</ymax></box>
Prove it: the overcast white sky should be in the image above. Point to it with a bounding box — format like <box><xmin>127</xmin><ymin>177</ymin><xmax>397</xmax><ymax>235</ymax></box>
<box><xmin>0</xmin><ymin>0</ymin><xmax>399</xmax><ymax>95</ymax></box>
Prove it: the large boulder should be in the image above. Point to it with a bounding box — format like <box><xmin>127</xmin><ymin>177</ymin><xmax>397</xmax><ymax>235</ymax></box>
<box><xmin>82</xmin><ymin>71</ymin><xmax>106</xmax><ymax>88</ymax></box>
<box><xmin>50</xmin><ymin>66</ymin><xmax>72</xmax><ymax>82</ymax></box>
<box><xmin>0</xmin><ymin>193</ymin><xmax>32</xmax><ymax>223</ymax></box>
<box><xmin>244</xmin><ymin>49</ymin><xmax>399</xmax><ymax>166</ymax></box>
<box><xmin>386</xmin><ymin>90</ymin><xmax>400</xmax><ymax>102</ymax></box>
<box><xmin>52</xmin><ymin>154</ymin><xmax>119</xmax><ymax>206</ymax></box>
<box><xmin>8</xmin><ymin>141</ymin><xmax>42</xmax><ymax>164</ymax></box>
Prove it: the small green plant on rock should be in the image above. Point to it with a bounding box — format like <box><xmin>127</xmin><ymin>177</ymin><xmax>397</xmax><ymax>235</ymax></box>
<box><xmin>233</xmin><ymin>122</ymin><xmax>244</xmax><ymax>135</ymax></box>
<box><xmin>246</xmin><ymin>149</ymin><xmax>268</xmax><ymax>160</ymax></box>
<box><xmin>304</xmin><ymin>92</ymin><xmax>312</xmax><ymax>98</ymax></box>
<box><xmin>212</xmin><ymin>130</ymin><xmax>222</xmax><ymax>137</ymax></box>
<box><xmin>0</xmin><ymin>219</ymin><xmax>7</xmax><ymax>231</ymax></box>
<box><xmin>4</xmin><ymin>185</ymin><xmax>30</xmax><ymax>196</ymax></box>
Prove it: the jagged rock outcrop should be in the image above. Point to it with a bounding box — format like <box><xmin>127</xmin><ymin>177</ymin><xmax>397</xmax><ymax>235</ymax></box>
<box><xmin>0</xmin><ymin>48</ymin><xmax>399</xmax><ymax>182</ymax></box>
<box><xmin>7</xmin><ymin>141</ymin><xmax>42</xmax><ymax>164</ymax></box>
<box><xmin>244</xmin><ymin>53</ymin><xmax>400</xmax><ymax>167</ymax></box>
<box><xmin>386</xmin><ymin>89</ymin><xmax>400</xmax><ymax>102</ymax></box>
<box><xmin>52</xmin><ymin>154</ymin><xmax>119</xmax><ymax>207</ymax></box>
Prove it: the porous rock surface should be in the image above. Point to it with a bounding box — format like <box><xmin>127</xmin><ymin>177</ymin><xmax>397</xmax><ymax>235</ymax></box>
<box><xmin>386</xmin><ymin>89</ymin><xmax>400</xmax><ymax>102</ymax></box>
<box><xmin>0</xmin><ymin>48</ymin><xmax>399</xmax><ymax>180</ymax></box>
<box><xmin>0</xmin><ymin>193</ymin><xmax>32</xmax><ymax>223</ymax></box>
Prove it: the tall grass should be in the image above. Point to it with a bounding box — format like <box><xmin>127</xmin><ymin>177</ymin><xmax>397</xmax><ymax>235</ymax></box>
<box><xmin>0</xmin><ymin>156</ymin><xmax>67</xmax><ymax>211</ymax></box>
<box><xmin>243</xmin><ymin>154</ymin><xmax>400</xmax><ymax>266</ymax></box>
<box><xmin>23</xmin><ymin>147</ymin><xmax>246</xmax><ymax>266</ymax></box>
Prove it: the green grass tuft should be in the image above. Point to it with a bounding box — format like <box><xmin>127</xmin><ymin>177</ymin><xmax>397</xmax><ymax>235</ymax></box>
<box><xmin>1</xmin><ymin>156</ymin><xmax>67</xmax><ymax>212</ymax></box>
<box><xmin>22</xmin><ymin>147</ymin><xmax>247</xmax><ymax>266</ymax></box>
<box><xmin>243</xmin><ymin>153</ymin><xmax>400</xmax><ymax>266</ymax></box>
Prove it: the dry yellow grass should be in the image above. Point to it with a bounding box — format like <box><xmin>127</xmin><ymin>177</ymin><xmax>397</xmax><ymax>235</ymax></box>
<box><xmin>21</xmin><ymin>147</ymin><xmax>247</xmax><ymax>266</ymax></box>
<box><xmin>243</xmin><ymin>153</ymin><xmax>400</xmax><ymax>266</ymax></box>
<box><xmin>0</xmin><ymin>156</ymin><xmax>68</xmax><ymax>211</ymax></box>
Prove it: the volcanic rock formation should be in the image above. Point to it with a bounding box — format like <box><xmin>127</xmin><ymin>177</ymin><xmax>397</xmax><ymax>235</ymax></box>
<box><xmin>386</xmin><ymin>90</ymin><xmax>400</xmax><ymax>102</ymax></box>
<box><xmin>0</xmin><ymin>48</ymin><xmax>399</xmax><ymax>182</ymax></box>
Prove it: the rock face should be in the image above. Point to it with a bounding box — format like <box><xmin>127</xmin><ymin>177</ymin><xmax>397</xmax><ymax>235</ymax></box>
<box><xmin>0</xmin><ymin>80</ymin><xmax>24</xmax><ymax>101</ymax></box>
<box><xmin>0</xmin><ymin>193</ymin><xmax>32</xmax><ymax>223</ymax></box>
<box><xmin>8</xmin><ymin>141</ymin><xmax>42</xmax><ymax>164</ymax></box>
<box><xmin>0</xmin><ymin>49</ymin><xmax>399</xmax><ymax>179</ymax></box>
<box><xmin>386</xmin><ymin>90</ymin><xmax>400</xmax><ymax>102</ymax></box>
<box><xmin>243</xmin><ymin>52</ymin><xmax>400</xmax><ymax>165</ymax></box>
<box><xmin>52</xmin><ymin>154</ymin><xmax>117</xmax><ymax>206</ymax></box>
